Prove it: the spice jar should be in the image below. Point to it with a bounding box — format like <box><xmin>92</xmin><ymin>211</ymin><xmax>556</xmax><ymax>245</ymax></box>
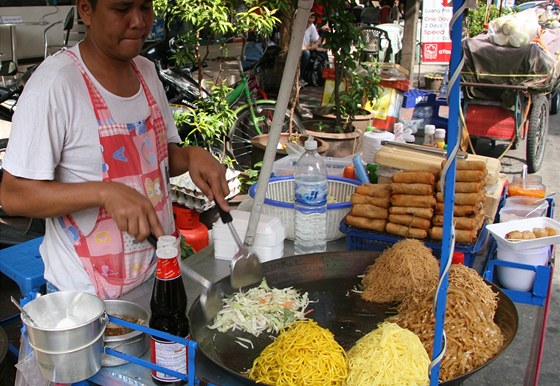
<box><xmin>508</xmin><ymin>175</ymin><xmax>546</xmax><ymax>198</ymax></box>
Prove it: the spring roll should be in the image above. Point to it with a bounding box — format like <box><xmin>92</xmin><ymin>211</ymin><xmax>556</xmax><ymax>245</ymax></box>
<box><xmin>430</xmin><ymin>226</ymin><xmax>478</xmax><ymax>243</ymax></box>
<box><xmin>386</xmin><ymin>222</ymin><xmax>428</xmax><ymax>239</ymax></box>
<box><xmin>432</xmin><ymin>213</ymin><xmax>485</xmax><ymax>230</ymax></box>
<box><xmin>455</xmin><ymin>170</ymin><xmax>485</xmax><ymax>182</ymax></box>
<box><xmin>388</xmin><ymin>214</ymin><xmax>431</xmax><ymax>230</ymax></box>
<box><xmin>436</xmin><ymin>180</ymin><xmax>485</xmax><ymax>193</ymax></box>
<box><xmin>436</xmin><ymin>192</ymin><xmax>484</xmax><ymax>205</ymax></box>
<box><xmin>392</xmin><ymin>170</ymin><xmax>436</xmax><ymax>186</ymax></box>
<box><xmin>442</xmin><ymin>159</ymin><xmax>488</xmax><ymax>173</ymax></box>
<box><xmin>391</xmin><ymin>194</ymin><xmax>436</xmax><ymax>208</ymax></box>
<box><xmin>435</xmin><ymin>203</ymin><xmax>482</xmax><ymax>217</ymax></box>
<box><xmin>345</xmin><ymin>215</ymin><xmax>387</xmax><ymax>232</ymax></box>
<box><xmin>351</xmin><ymin>193</ymin><xmax>391</xmax><ymax>208</ymax></box>
<box><xmin>355</xmin><ymin>183</ymin><xmax>392</xmax><ymax>197</ymax></box>
<box><xmin>391</xmin><ymin>183</ymin><xmax>434</xmax><ymax>196</ymax></box>
<box><xmin>389</xmin><ymin>206</ymin><xmax>434</xmax><ymax>220</ymax></box>
<box><xmin>350</xmin><ymin>204</ymin><xmax>388</xmax><ymax>219</ymax></box>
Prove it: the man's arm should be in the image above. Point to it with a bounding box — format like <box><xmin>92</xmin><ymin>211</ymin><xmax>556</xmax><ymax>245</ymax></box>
<box><xmin>0</xmin><ymin>172</ymin><xmax>164</xmax><ymax>240</ymax></box>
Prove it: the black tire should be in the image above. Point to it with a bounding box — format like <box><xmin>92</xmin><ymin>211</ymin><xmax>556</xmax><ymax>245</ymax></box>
<box><xmin>549</xmin><ymin>92</ymin><xmax>559</xmax><ymax>115</ymax></box>
<box><xmin>228</xmin><ymin>102</ymin><xmax>305</xmax><ymax>170</ymax></box>
<box><xmin>526</xmin><ymin>95</ymin><xmax>549</xmax><ymax>173</ymax></box>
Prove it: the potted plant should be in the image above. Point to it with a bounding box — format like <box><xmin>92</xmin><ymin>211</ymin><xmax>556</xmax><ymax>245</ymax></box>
<box><xmin>311</xmin><ymin>0</ymin><xmax>382</xmax><ymax>133</ymax></box>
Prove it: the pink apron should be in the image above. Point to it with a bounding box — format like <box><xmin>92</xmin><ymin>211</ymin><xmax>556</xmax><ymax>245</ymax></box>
<box><xmin>60</xmin><ymin>51</ymin><xmax>174</xmax><ymax>299</ymax></box>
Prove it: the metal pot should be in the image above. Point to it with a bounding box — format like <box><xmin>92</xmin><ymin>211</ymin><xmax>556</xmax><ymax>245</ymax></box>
<box><xmin>102</xmin><ymin>300</ymin><xmax>150</xmax><ymax>367</ymax></box>
<box><xmin>22</xmin><ymin>291</ymin><xmax>108</xmax><ymax>383</ymax></box>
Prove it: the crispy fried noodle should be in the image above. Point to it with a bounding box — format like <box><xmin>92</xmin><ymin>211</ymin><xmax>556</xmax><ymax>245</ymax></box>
<box><xmin>389</xmin><ymin>264</ymin><xmax>504</xmax><ymax>382</ymax></box>
<box><xmin>361</xmin><ymin>239</ymin><xmax>440</xmax><ymax>303</ymax></box>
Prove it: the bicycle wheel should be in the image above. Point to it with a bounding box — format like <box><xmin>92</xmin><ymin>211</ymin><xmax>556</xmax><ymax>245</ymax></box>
<box><xmin>526</xmin><ymin>94</ymin><xmax>549</xmax><ymax>173</ymax></box>
<box><xmin>228</xmin><ymin>102</ymin><xmax>305</xmax><ymax>170</ymax></box>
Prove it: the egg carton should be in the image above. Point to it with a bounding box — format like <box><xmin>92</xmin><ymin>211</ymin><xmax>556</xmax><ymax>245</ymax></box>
<box><xmin>170</xmin><ymin>169</ymin><xmax>241</xmax><ymax>212</ymax></box>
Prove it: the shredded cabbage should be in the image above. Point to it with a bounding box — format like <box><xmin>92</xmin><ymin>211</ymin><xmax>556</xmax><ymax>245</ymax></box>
<box><xmin>208</xmin><ymin>279</ymin><xmax>310</xmax><ymax>338</ymax></box>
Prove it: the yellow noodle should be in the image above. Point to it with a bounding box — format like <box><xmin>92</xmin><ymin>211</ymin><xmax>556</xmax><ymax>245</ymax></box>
<box><xmin>248</xmin><ymin>320</ymin><xmax>347</xmax><ymax>385</ymax></box>
<box><xmin>344</xmin><ymin>322</ymin><xmax>429</xmax><ymax>386</ymax></box>
<box><xmin>361</xmin><ymin>239</ymin><xmax>440</xmax><ymax>303</ymax></box>
<box><xmin>389</xmin><ymin>264</ymin><xmax>504</xmax><ymax>382</ymax></box>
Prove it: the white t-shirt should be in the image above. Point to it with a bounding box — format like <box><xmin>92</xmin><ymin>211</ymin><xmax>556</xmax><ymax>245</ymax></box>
<box><xmin>3</xmin><ymin>43</ymin><xmax>181</xmax><ymax>294</ymax></box>
<box><xmin>303</xmin><ymin>23</ymin><xmax>320</xmax><ymax>48</ymax></box>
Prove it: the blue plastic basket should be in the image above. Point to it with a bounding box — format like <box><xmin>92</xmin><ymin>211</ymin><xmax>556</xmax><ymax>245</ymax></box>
<box><xmin>339</xmin><ymin>220</ymin><xmax>488</xmax><ymax>269</ymax></box>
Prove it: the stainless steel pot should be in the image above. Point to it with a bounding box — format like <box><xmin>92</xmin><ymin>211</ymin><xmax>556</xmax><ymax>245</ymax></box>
<box><xmin>22</xmin><ymin>291</ymin><xmax>108</xmax><ymax>383</ymax></box>
<box><xmin>102</xmin><ymin>300</ymin><xmax>150</xmax><ymax>367</ymax></box>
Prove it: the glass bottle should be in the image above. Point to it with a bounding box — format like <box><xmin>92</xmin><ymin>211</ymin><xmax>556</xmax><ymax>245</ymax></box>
<box><xmin>150</xmin><ymin>246</ymin><xmax>190</xmax><ymax>385</ymax></box>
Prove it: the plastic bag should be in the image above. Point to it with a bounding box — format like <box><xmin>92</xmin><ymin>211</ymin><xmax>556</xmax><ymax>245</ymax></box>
<box><xmin>488</xmin><ymin>10</ymin><xmax>541</xmax><ymax>48</ymax></box>
<box><xmin>14</xmin><ymin>325</ymin><xmax>50</xmax><ymax>386</ymax></box>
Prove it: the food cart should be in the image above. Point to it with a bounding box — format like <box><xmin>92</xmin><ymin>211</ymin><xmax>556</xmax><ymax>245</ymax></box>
<box><xmin>460</xmin><ymin>28</ymin><xmax>560</xmax><ymax>173</ymax></box>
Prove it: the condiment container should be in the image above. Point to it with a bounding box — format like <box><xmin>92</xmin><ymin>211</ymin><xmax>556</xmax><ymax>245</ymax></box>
<box><xmin>496</xmin><ymin>245</ymin><xmax>550</xmax><ymax>291</ymax></box>
<box><xmin>508</xmin><ymin>175</ymin><xmax>546</xmax><ymax>198</ymax></box>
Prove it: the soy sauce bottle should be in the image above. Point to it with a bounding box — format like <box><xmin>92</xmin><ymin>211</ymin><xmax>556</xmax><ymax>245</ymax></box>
<box><xmin>150</xmin><ymin>246</ymin><xmax>190</xmax><ymax>385</ymax></box>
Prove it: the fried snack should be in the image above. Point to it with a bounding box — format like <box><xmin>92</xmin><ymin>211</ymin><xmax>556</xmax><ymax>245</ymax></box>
<box><xmin>389</xmin><ymin>206</ymin><xmax>434</xmax><ymax>220</ymax></box>
<box><xmin>533</xmin><ymin>228</ymin><xmax>548</xmax><ymax>238</ymax></box>
<box><xmin>391</xmin><ymin>194</ymin><xmax>436</xmax><ymax>208</ymax></box>
<box><xmin>435</xmin><ymin>203</ymin><xmax>482</xmax><ymax>217</ymax></box>
<box><xmin>442</xmin><ymin>159</ymin><xmax>488</xmax><ymax>173</ymax></box>
<box><xmin>522</xmin><ymin>230</ymin><xmax>536</xmax><ymax>239</ymax></box>
<box><xmin>355</xmin><ymin>183</ymin><xmax>392</xmax><ymax>197</ymax></box>
<box><xmin>547</xmin><ymin>227</ymin><xmax>558</xmax><ymax>236</ymax></box>
<box><xmin>350</xmin><ymin>204</ymin><xmax>388</xmax><ymax>220</ymax></box>
<box><xmin>345</xmin><ymin>215</ymin><xmax>387</xmax><ymax>232</ymax></box>
<box><xmin>432</xmin><ymin>213</ymin><xmax>485</xmax><ymax>231</ymax></box>
<box><xmin>455</xmin><ymin>170</ymin><xmax>485</xmax><ymax>182</ymax></box>
<box><xmin>388</xmin><ymin>214</ymin><xmax>431</xmax><ymax>230</ymax></box>
<box><xmin>436</xmin><ymin>192</ymin><xmax>484</xmax><ymax>206</ymax></box>
<box><xmin>430</xmin><ymin>227</ymin><xmax>478</xmax><ymax>243</ymax></box>
<box><xmin>386</xmin><ymin>222</ymin><xmax>428</xmax><ymax>239</ymax></box>
<box><xmin>392</xmin><ymin>170</ymin><xmax>436</xmax><ymax>186</ymax></box>
<box><xmin>505</xmin><ymin>230</ymin><xmax>523</xmax><ymax>240</ymax></box>
<box><xmin>437</xmin><ymin>181</ymin><xmax>485</xmax><ymax>193</ymax></box>
<box><xmin>351</xmin><ymin>193</ymin><xmax>391</xmax><ymax>208</ymax></box>
<box><xmin>391</xmin><ymin>183</ymin><xmax>434</xmax><ymax>196</ymax></box>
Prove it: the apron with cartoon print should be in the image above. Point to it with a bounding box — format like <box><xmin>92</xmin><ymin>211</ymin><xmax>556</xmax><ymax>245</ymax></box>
<box><xmin>60</xmin><ymin>50</ymin><xmax>175</xmax><ymax>299</ymax></box>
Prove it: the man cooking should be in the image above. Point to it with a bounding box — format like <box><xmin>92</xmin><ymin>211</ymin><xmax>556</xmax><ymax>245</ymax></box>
<box><xmin>0</xmin><ymin>0</ymin><xmax>230</xmax><ymax>299</ymax></box>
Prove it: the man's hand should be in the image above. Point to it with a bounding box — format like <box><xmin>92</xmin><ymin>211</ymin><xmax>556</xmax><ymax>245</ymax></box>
<box><xmin>100</xmin><ymin>182</ymin><xmax>164</xmax><ymax>241</ymax></box>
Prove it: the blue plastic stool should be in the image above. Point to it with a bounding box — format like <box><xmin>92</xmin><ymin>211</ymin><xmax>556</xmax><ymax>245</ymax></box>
<box><xmin>0</xmin><ymin>237</ymin><xmax>45</xmax><ymax>298</ymax></box>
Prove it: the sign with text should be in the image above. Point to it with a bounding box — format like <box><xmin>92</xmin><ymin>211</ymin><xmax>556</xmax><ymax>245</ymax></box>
<box><xmin>421</xmin><ymin>0</ymin><xmax>453</xmax><ymax>64</ymax></box>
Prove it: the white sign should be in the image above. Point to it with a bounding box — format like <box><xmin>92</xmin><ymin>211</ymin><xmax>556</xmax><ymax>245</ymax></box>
<box><xmin>421</xmin><ymin>0</ymin><xmax>453</xmax><ymax>63</ymax></box>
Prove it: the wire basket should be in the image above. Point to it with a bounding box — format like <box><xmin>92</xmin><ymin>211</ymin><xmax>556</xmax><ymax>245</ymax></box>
<box><xmin>249</xmin><ymin>176</ymin><xmax>360</xmax><ymax>241</ymax></box>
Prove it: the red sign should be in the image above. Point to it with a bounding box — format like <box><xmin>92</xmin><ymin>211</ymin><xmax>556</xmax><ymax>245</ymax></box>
<box><xmin>422</xmin><ymin>42</ymin><xmax>452</xmax><ymax>63</ymax></box>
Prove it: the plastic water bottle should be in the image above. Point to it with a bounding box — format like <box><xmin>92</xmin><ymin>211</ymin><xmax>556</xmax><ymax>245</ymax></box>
<box><xmin>294</xmin><ymin>137</ymin><xmax>328</xmax><ymax>254</ymax></box>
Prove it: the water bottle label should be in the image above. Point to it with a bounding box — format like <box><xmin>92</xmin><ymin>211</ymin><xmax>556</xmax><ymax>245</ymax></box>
<box><xmin>294</xmin><ymin>180</ymin><xmax>327</xmax><ymax>205</ymax></box>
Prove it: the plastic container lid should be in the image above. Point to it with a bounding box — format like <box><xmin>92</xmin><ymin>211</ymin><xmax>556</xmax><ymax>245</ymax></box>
<box><xmin>452</xmin><ymin>251</ymin><xmax>465</xmax><ymax>265</ymax></box>
<box><xmin>212</xmin><ymin>210</ymin><xmax>287</xmax><ymax>246</ymax></box>
<box><xmin>424</xmin><ymin>124</ymin><xmax>436</xmax><ymax>134</ymax></box>
<box><xmin>304</xmin><ymin>136</ymin><xmax>317</xmax><ymax>150</ymax></box>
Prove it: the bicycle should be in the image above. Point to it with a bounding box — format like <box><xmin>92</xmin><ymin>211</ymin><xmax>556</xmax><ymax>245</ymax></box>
<box><xmin>144</xmin><ymin>39</ymin><xmax>305</xmax><ymax>170</ymax></box>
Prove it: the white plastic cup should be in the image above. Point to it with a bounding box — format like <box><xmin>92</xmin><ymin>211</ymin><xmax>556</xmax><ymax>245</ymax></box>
<box><xmin>496</xmin><ymin>244</ymin><xmax>549</xmax><ymax>292</ymax></box>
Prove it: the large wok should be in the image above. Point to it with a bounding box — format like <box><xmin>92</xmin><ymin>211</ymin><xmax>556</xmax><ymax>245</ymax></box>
<box><xmin>189</xmin><ymin>250</ymin><xmax>518</xmax><ymax>385</ymax></box>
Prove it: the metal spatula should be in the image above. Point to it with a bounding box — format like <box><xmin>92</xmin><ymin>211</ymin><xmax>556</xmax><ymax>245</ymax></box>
<box><xmin>217</xmin><ymin>208</ymin><xmax>264</xmax><ymax>289</ymax></box>
<box><xmin>148</xmin><ymin>234</ymin><xmax>222</xmax><ymax>320</ymax></box>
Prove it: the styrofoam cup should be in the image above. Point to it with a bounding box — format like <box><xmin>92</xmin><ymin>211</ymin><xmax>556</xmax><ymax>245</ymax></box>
<box><xmin>496</xmin><ymin>244</ymin><xmax>550</xmax><ymax>291</ymax></box>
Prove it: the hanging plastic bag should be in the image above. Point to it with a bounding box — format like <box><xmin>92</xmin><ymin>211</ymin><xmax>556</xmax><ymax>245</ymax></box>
<box><xmin>488</xmin><ymin>10</ymin><xmax>541</xmax><ymax>48</ymax></box>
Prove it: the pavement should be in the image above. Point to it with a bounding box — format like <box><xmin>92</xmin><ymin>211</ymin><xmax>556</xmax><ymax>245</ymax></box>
<box><xmin>1</xmin><ymin>59</ymin><xmax>559</xmax><ymax>385</ymax></box>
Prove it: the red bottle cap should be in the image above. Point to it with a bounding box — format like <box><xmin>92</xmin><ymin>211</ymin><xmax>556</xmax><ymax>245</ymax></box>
<box><xmin>155</xmin><ymin>246</ymin><xmax>181</xmax><ymax>279</ymax></box>
<box><xmin>452</xmin><ymin>251</ymin><xmax>465</xmax><ymax>265</ymax></box>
